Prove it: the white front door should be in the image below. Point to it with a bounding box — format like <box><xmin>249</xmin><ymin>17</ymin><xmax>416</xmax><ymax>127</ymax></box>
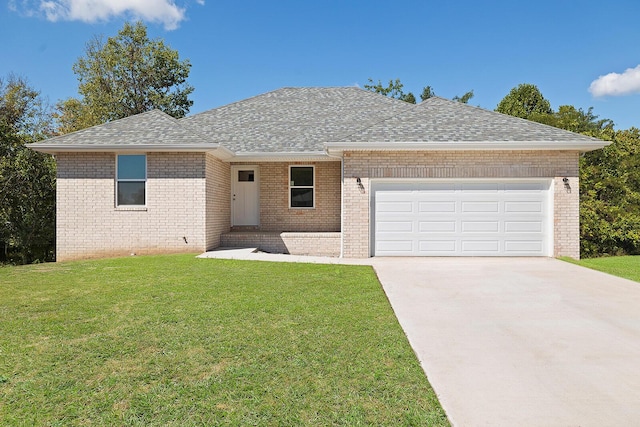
<box><xmin>372</xmin><ymin>180</ymin><xmax>552</xmax><ymax>256</ymax></box>
<box><xmin>231</xmin><ymin>166</ymin><xmax>259</xmax><ymax>226</ymax></box>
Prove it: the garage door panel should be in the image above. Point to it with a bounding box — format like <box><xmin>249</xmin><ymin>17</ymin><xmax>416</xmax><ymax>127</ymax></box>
<box><xmin>461</xmin><ymin>240</ymin><xmax>500</xmax><ymax>252</ymax></box>
<box><xmin>418</xmin><ymin>240</ymin><xmax>457</xmax><ymax>252</ymax></box>
<box><xmin>505</xmin><ymin>221</ymin><xmax>543</xmax><ymax>233</ymax></box>
<box><xmin>504</xmin><ymin>240</ymin><xmax>544</xmax><ymax>252</ymax></box>
<box><xmin>462</xmin><ymin>201</ymin><xmax>499</xmax><ymax>213</ymax></box>
<box><xmin>373</xmin><ymin>180</ymin><xmax>551</xmax><ymax>257</ymax></box>
<box><xmin>504</xmin><ymin>201</ymin><xmax>543</xmax><ymax>213</ymax></box>
<box><xmin>377</xmin><ymin>221</ymin><xmax>413</xmax><ymax>232</ymax></box>
<box><xmin>419</xmin><ymin>201</ymin><xmax>456</xmax><ymax>212</ymax></box>
<box><xmin>419</xmin><ymin>221</ymin><xmax>456</xmax><ymax>232</ymax></box>
<box><xmin>462</xmin><ymin>221</ymin><xmax>500</xmax><ymax>232</ymax></box>
<box><xmin>376</xmin><ymin>240</ymin><xmax>413</xmax><ymax>252</ymax></box>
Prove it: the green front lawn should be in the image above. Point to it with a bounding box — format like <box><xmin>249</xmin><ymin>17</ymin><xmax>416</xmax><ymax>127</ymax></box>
<box><xmin>0</xmin><ymin>255</ymin><xmax>448</xmax><ymax>426</ymax></box>
<box><xmin>561</xmin><ymin>255</ymin><xmax>640</xmax><ymax>283</ymax></box>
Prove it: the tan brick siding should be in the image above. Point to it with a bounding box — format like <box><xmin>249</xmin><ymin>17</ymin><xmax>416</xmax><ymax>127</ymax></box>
<box><xmin>221</xmin><ymin>232</ymin><xmax>340</xmax><ymax>256</ymax></box>
<box><xmin>231</xmin><ymin>161</ymin><xmax>341</xmax><ymax>232</ymax></box>
<box><xmin>56</xmin><ymin>152</ymin><xmax>207</xmax><ymax>261</ymax></box>
<box><xmin>205</xmin><ymin>154</ymin><xmax>231</xmax><ymax>249</ymax></box>
<box><xmin>342</xmin><ymin>150</ymin><xmax>580</xmax><ymax>259</ymax></box>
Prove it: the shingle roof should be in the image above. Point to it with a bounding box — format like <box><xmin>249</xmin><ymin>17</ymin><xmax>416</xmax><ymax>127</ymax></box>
<box><xmin>30</xmin><ymin>109</ymin><xmax>213</xmax><ymax>148</ymax></box>
<box><xmin>30</xmin><ymin>87</ymin><xmax>604</xmax><ymax>154</ymax></box>
<box><xmin>342</xmin><ymin>96</ymin><xmax>603</xmax><ymax>143</ymax></box>
<box><xmin>182</xmin><ymin>87</ymin><xmax>414</xmax><ymax>152</ymax></box>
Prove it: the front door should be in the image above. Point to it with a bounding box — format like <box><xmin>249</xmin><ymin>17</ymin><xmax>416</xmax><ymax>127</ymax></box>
<box><xmin>231</xmin><ymin>166</ymin><xmax>259</xmax><ymax>226</ymax></box>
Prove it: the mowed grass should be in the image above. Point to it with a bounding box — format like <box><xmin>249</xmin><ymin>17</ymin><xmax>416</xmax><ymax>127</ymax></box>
<box><xmin>0</xmin><ymin>254</ymin><xmax>448</xmax><ymax>426</ymax></box>
<box><xmin>561</xmin><ymin>255</ymin><xmax>640</xmax><ymax>283</ymax></box>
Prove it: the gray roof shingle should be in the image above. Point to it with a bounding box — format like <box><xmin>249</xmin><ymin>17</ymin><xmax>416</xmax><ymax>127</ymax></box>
<box><xmin>182</xmin><ymin>87</ymin><xmax>414</xmax><ymax>152</ymax></box>
<box><xmin>31</xmin><ymin>109</ymin><xmax>213</xmax><ymax>147</ymax></box>
<box><xmin>30</xmin><ymin>87</ymin><xmax>603</xmax><ymax>153</ymax></box>
<box><xmin>342</xmin><ymin>96</ymin><xmax>603</xmax><ymax>143</ymax></box>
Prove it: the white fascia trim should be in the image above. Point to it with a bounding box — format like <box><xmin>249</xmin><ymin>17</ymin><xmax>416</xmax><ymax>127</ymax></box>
<box><xmin>229</xmin><ymin>151</ymin><xmax>336</xmax><ymax>162</ymax></box>
<box><xmin>324</xmin><ymin>140</ymin><xmax>611</xmax><ymax>155</ymax></box>
<box><xmin>26</xmin><ymin>143</ymin><xmax>222</xmax><ymax>154</ymax></box>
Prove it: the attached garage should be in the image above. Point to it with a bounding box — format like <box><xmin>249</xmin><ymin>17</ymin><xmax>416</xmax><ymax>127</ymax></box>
<box><xmin>372</xmin><ymin>180</ymin><xmax>552</xmax><ymax>257</ymax></box>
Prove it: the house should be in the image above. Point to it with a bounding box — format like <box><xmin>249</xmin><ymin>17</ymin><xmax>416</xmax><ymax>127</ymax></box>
<box><xmin>28</xmin><ymin>87</ymin><xmax>609</xmax><ymax>261</ymax></box>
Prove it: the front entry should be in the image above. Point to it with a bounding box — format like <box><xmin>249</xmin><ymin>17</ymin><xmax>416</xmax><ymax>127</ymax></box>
<box><xmin>231</xmin><ymin>166</ymin><xmax>259</xmax><ymax>226</ymax></box>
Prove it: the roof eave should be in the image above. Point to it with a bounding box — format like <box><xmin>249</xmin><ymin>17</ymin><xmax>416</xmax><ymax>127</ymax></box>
<box><xmin>26</xmin><ymin>143</ymin><xmax>222</xmax><ymax>154</ymax></box>
<box><xmin>227</xmin><ymin>151</ymin><xmax>335</xmax><ymax>162</ymax></box>
<box><xmin>324</xmin><ymin>140</ymin><xmax>611</xmax><ymax>155</ymax></box>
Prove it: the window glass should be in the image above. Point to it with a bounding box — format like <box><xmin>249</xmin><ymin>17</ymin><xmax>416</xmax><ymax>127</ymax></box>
<box><xmin>290</xmin><ymin>167</ymin><xmax>313</xmax><ymax>186</ymax></box>
<box><xmin>117</xmin><ymin>154</ymin><xmax>146</xmax><ymax>206</ymax></box>
<box><xmin>117</xmin><ymin>182</ymin><xmax>146</xmax><ymax>205</ymax></box>
<box><xmin>238</xmin><ymin>170</ymin><xmax>254</xmax><ymax>182</ymax></box>
<box><xmin>290</xmin><ymin>166</ymin><xmax>314</xmax><ymax>208</ymax></box>
<box><xmin>291</xmin><ymin>188</ymin><xmax>313</xmax><ymax>208</ymax></box>
<box><xmin>118</xmin><ymin>155</ymin><xmax>146</xmax><ymax>180</ymax></box>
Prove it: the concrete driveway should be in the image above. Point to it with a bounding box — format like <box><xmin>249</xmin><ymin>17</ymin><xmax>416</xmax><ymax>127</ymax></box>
<box><xmin>372</xmin><ymin>257</ymin><xmax>640</xmax><ymax>427</ymax></box>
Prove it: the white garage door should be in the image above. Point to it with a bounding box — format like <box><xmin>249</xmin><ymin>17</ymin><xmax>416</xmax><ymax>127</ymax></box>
<box><xmin>373</xmin><ymin>180</ymin><xmax>552</xmax><ymax>256</ymax></box>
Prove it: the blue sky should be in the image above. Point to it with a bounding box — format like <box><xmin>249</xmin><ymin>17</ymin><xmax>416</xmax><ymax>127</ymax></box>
<box><xmin>2</xmin><ymin>0</ymin><xmax>639</xmax><ymax>130</ymax></box>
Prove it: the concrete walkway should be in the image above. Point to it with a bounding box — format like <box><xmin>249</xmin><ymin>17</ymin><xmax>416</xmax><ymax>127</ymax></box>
<box><xmin>373</xmin><ymin>257</ymin><xmax>640</xmax><ymax>427</ymax></box>
<box><xmin>197</xmin><ymin>247</ymin><xmax>373</xmax><ymax>265</ymax></box>
<box><xmin>199</xmin><ymin>250</ymin><xmax>640</xmax><ymax>425</ymax></box>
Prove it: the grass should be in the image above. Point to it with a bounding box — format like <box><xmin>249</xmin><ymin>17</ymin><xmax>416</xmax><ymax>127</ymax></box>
<box><xmin>561</xmin><ymin>255</ymin><xmax>640</xmax><ymax>283</ymax></box>
<box><xmin>0</xmin><ymin>254</ymin><xmax>448</xmax><ymax>426</ymax></box>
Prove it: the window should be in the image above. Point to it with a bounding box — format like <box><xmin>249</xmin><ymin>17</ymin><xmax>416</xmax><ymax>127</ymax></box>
<box><xmin>290</xmin><ymin>166</ymin><xmax>314</xmax><ymax>208</ymax></box>
<box><xmin>117</xmin><ymin>154</ymin><xmax>146</xmax><ymax>206</ymax></box>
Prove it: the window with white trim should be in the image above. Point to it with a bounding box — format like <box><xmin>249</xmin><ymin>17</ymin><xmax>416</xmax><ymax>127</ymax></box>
<box><xmin>116</xmin><ymin>154</ymin><xmax>146</xmax><ymax>206</ymax></box>
<box><xmin>289</xmin><ymin>166</ymin><xmax>314</xmax><ymax>208</ymax></box>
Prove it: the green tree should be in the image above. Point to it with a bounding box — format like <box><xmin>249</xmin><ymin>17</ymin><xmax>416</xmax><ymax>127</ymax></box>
<box><xmin>452</xmin><ymin>90</ymin><xmax>474</xmax><ymax>104</ymax></box>
<box><xmin>495</xmin><ymin>83</ymin><xmax>552</xmax><ymax>119</ymax></box>
<box><xmin>364</xmin><ymin>78</ymin><xmax>416</xmax><ymax>103</ymax></box>
<box><xmin>365</xmin><ymin>78</ymin><xmax>472</xmax><ymax>104</ymax></box>
<box><xmin>580</xmin><ymin>128</ymin><xmax>640</xmax><ymax>257</ymax></box>
<box><xmin>57</xmin><ymin>21</ymin><xmax>194</xmax><ymax>132</ymax></box>
<box><xmin>535</xmin><ymin>105</ymin><xmax>614</xmax><ymax>138</ymax></box>
<box><xmin>0</xmin><ymin>76</ymin><xmax>56</xmax><ymax>264</ymax></box>
<box><xmin>420</xmin><ymin>86</ymin><xmax>436</xmax><ymax>101</ymax></box>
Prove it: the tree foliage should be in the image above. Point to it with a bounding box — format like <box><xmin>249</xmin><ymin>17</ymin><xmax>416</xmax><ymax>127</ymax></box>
<box><xmin>580</xmin><ymin>128</ymin><xmax>640</xmax><ymax>257</ymax></box>
<box><xmin>495</xmin><ymin>83</ymin><xmax>552</xmax><ymax>119</ymax></box>
<box><xmin>56</xmin><ymin>21</ymin><xmax>194</xmax><ymax>132</ymax></box>
<box><xmin>0</xmin><ymin>76</ymin><xmax>56</xmax><ymax>264</ymax></box>
<box><xmin>364</xmin><ymin>78</ymin><xmax>472</xmax><ymax>104</ymax></box>
<box><xmin>497</xmin><ymin>82</ymin><xmax>640</xmax><ymax>257</ymax></box>
<box><xmin>452</xmin><ymin>90</ymin><xmax>474</xmax><ymax>104</ymax></box>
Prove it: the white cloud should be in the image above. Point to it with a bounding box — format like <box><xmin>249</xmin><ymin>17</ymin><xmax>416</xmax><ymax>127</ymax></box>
<box><xmin>589</xmin><ymin>64</ymin><xmax>640</xmax><ymax>97</ymax></box>
<box><xmin>11</xmin><ymin>0</ymin><xmax>202</xmax><ymax>30</ymax></box>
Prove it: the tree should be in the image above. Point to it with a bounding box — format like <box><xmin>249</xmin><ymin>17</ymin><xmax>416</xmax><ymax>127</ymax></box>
<box><xmin>0</xmin><ymin>76</ymin><xmax>56</xmax><ymax>264</ymax></box>
<box><xmin>495</xmin><ymin>83</ymin><xmax>552</xmax><ymax>119</ymax></box>
<box><xmin>364</xmin><ymin>78</ymin><xmax>472</xmax><ymax>104</ymax></box>
<box><xmin>56</xmin><ymin>21</ymin><xmax>194</xmax><ymax>132</ymax></box>
<box><xmin>420</xmin><ymin>86</ymin><xmax>436</xmax><ymax>101</ymax></box>
<box><xmin>452</xmin><ymin>90</ymin><xmax>474</xmax><ymax>104</ymax></box>
<box><xmin>534</xmin><ymin>105</ymin><xmax>614</xmax><ymax>138</ymax></box>
<box><xmin>580</xmin><ymin>128</ymin><xmax>640</xmax><ymax>257</ymax></box>
<box><xmin>364</xmin><ymin>78</ymin><xmax>416</xmax><ymax>103</ymax></box>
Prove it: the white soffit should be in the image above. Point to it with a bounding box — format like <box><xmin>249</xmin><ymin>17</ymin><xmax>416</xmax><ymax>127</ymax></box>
<box><xmin>324</xmin><ymin>140</ymin><xmax>610</xmax><ymax>155</ymax></box>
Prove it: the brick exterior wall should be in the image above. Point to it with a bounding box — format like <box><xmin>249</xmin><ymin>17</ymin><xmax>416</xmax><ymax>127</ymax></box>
<box><xmin>56</xmin><ymin>152</ymin><xmax>208</xmax><ymax>261</ymax></box>
<box><xmin>221</xmin><ymin>232</ymin><xmax>341</xmax><ymax>256</ymax></box>
<box><xmin>231</xmin><ymin>161</ymin><xmax>341</xmax><ymax>232</ymax></box>
<box><xmin>205</xmin><ymin>154</ymin><xmax>231</xmax><ymax>249</ymax></box>
<box><xmin>342</xmin><ymin>150</ymin><xmax>580</xmax><ymax>259</ymax></box>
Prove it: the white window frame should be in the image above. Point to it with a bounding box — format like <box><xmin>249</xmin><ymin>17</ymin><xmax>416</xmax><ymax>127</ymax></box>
<box><xmin>116</xmin><ymin>154</ymin><xmax>147</xmax><ymax>207</ymax></box>
<box><xmin>289</xmin><ymin>165</ymin><xmax>315</xmax><ymax>209</ymax></box>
